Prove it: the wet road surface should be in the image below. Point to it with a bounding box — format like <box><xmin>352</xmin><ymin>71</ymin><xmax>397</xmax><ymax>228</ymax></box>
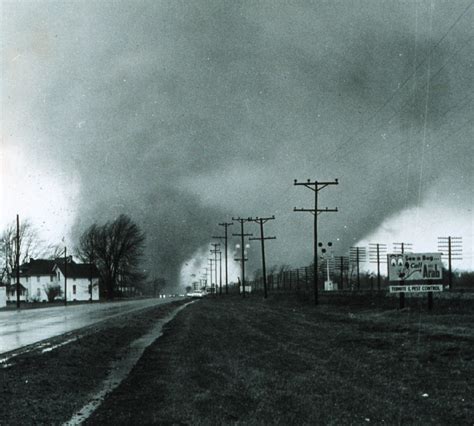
<box><xmin>0</xmin><ymin>298</ymin><xmax>183</xmax><ymax>354</ymax></box>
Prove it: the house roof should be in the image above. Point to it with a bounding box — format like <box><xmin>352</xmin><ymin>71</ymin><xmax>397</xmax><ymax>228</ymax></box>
<box><xmin>6</xmin><ymin>283</ymin><xmax>27</xmax><ymax>291</ymax></box>
<box><xmin>12</xmin><ymin>258</ymin><xmax>100</xmax><ymax>280</ymax></box>
<box><xmin>14</xmin><ymin>259</ymin><xmax>56</xmax><ymax>277</ymax></box>
<box><xmin>55</xmin><ymin>262</ymin><xmax>100</xmax><ymax>279</ymax></box>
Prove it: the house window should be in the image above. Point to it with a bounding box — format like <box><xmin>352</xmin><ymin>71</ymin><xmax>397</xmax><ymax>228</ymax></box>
<box><xmin>73</xmin><ymin>285</ymin><xmax>76</xmax><ymax>295</ymax></box>
<box><xmin>37</xmin><ymin>276</ymin><xmax>40</xmax><ymax>282</ymax></box>
<box><xmin>50</xmin><ymin>276</ymin><xmax>53</xmax><ymax>282</ymax></box>
<box><xmin>26</xmin><ymin>277</ymin><xmax>29</xmax><ymax>283</ymax></box>
<box><xmin>57</xmin><ymin>271</ymin><xmax>60</xmax><ymax>281</ymax></box>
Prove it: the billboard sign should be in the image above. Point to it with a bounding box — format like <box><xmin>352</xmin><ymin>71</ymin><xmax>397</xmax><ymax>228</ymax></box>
<box><xmin>389</xmin><ymin>284</ymin><xmax>443</xmax><ymax>293</ymax></box>
<box><xmin>387</xmin><ymin>253</ymin><xmax>443</xmax><ymax>282</ymax></box>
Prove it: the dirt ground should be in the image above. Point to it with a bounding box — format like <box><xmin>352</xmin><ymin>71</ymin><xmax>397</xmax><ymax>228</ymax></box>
<box><xmin>1</xmin><ymin>293</ymin><xmax>473</xmax><ymax>425</ymax></box>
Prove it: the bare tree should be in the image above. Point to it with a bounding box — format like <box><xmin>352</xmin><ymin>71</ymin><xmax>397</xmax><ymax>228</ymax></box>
<box><xmin>0</xmin><ymin>219</ymin><xmax>45</xmax><ymax>284</ymax></box>
<box><xmin>46</xmin><ymin>243</ymin><xmax>66</xmax><ymax>260</ymax></box>
<box><xmin>77</xmin><ymin>215</ymin><xmax>146</xmax><ymax>299</ymax></box>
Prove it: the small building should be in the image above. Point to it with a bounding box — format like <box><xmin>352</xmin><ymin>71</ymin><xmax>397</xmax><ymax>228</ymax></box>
<box><xmin>10</xmin><ymin>259</ymin><xmax>56</xmax><ymax>302</ymax></box>
<box><xmin>9</xmin><ymin>258</ymin><xmax>100</xmax><ymax>303</ymax></box>
<box><xmin>53</xmin><ymin>262</ymin><xmax>100</xmax><ymax>302</ymax></box>
<box><xmin>7</xmin><ymin>282</ymin><xmax>30</xmax><ymax>302</ymax></box>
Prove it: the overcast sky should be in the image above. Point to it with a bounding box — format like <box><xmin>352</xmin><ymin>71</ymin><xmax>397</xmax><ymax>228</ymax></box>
<box><xmin>2</xmin><ymin>0</ymin><xmax>473</xmax><ymax>285</ymax></box>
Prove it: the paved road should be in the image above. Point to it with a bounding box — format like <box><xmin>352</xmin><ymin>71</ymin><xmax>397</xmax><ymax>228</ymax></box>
<box><xmin>0</xmin><ymin>298</ymin><xmax>183</xmax><ymax>354</ymax></box>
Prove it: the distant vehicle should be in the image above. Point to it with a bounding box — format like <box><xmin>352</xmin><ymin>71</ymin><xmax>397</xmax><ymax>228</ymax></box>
<box><xmin>187</xmin><ymin>290</ymin><xmax>205</xmax><ymax>298</ymax></box>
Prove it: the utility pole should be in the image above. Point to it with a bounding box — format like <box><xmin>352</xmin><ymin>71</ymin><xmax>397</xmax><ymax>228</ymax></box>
<box><xmin>202</xmin><ymin>267</ymin><xmax>209</xmax><ymax>292</ymax></box>
<box><xmin>438</xmin><ymin>236</ymin><xmax>462</xmax><ymax>290</ymax></box>
<box><xmin>249</xmin><ymin>216</ymin><xmax>276</xmax><ymax>299</ymax></box>
<box><xmin>369</xmin><ymin>243</ymin><xmax>387</xmax><ymax>291</ymax></box>
<box><xmin>232</xmin><ymin>217</ymin><xmax>253</xmax><ymax>298</ymax></box>
<box><xmin>335</xmin><ymin>255</ymin><xmax>349</xmax><ymax>290</ymax></box>
<box><xmin>213</xmin><ymin>222</ymin><xmax>233</xmax><ymax>294</ymax></box>
<box><xmin>211</xmin><ymin>243</ymin><xmax>220</xmax><ymax>295</ymax></box>
<box><xmin>218</xmin><ymin>250</ymin><xmax>222</xmax><ymax>294</ymax></box>
<box><xmin>208</xmin><ymin>259</ymin><xmax>214</xmax><ymax>294</ymax></box>
<box><xmin>64</xmin><ymin>246</ymin><xmax>68</xmax><ymax>306</ymax></box>
<box><xmin>294</xmin><ymin>179</ymin><xmax>339</xmax><ymax>305</ymax></box>
<box><xmin>89</xmin><ymin>248</ymin><xmax>95</xmax><ymax>302</ymax></box>
<box><xmin>16</xmin><ymin>214</ymin><xmax>20</xmax><ymax>309</ymax></box>
<box><xmin>220</xmin><ymin>222</ymin><xmax>233</xmax><ymax>294</ymax></box>
<box><xmin>350</xmin><ymin>247</ymin><xmax>367</xmax><ymax>290</ymax></box>
<box><xmin>393</xmin><ymin>242</ymin><xmax>413</xmax><ymax>254</ymax></box>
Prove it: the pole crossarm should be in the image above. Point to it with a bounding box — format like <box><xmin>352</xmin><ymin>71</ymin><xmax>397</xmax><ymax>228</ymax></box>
<box><xmin>249</xmin><ymin>215</ymin><xmax>275</xmax><ymax>224</ymax></box>
<box><xmin>294</xmin><ymin>179</ymin><xmax>339</xmax><ymax>192</ymax></box>
<box><xmin>249</xmin><ymin>236</ymin><xmax>276</xmax><ymax>241</ymax></box>
<box><xmin>294</xmin><ymin>207</ymin><xmax>338</xmax><ymax>216</ymax></box>
<box><xmin>393</xmin><ymin>242</ymin><xmax>413</xmax><ymax>253</ymax></box>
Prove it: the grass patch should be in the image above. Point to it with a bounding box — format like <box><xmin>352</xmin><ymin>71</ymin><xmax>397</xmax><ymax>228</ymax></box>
<box><xmin>0</xmin><ymin>300</ymin><xmax>187</xmax><ymax>425</ymax></box>
<box><xmin>88</xmin><ymin>294</ymin><xmax>474</xmax><ymax>424</ymax></box>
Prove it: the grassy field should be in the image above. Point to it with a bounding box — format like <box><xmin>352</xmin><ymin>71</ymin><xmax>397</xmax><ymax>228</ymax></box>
<box><xmin>87</xmin><ymin>293</ymin><xmax>474</xmax><ymax>425</ymax></box>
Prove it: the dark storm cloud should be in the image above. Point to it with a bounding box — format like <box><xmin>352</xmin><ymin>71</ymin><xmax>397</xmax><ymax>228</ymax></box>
<box><xmin>4</xmin><ymin>0</ymin><xmax>473</xmax><ymax>283</ymax></box>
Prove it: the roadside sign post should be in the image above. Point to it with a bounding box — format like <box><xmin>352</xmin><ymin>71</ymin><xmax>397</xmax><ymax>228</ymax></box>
<box><xmin>399</xmin><ymin>281</ymin><xmax>405</xmax><ymax>309</ymax></box>
<box><xmin>387</xmin><ymin>253</ymin><xmax>443</xmax><ymax>311</ymax></box>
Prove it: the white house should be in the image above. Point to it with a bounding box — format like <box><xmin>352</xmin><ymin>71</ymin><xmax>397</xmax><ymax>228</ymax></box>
<box><xmin>9</xmin><ymin>259</ymin><xmax>56</xmax><ymax>302</ymax></box>
<box><xmin>53</xmin><ymin>261</ymin><xmax>100</xmax><ymax>301</ymax></box>
<box><xmin>9</xmin><ymin>258</ymin><xmax>100</xmax><ymax>303</ymax></box>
